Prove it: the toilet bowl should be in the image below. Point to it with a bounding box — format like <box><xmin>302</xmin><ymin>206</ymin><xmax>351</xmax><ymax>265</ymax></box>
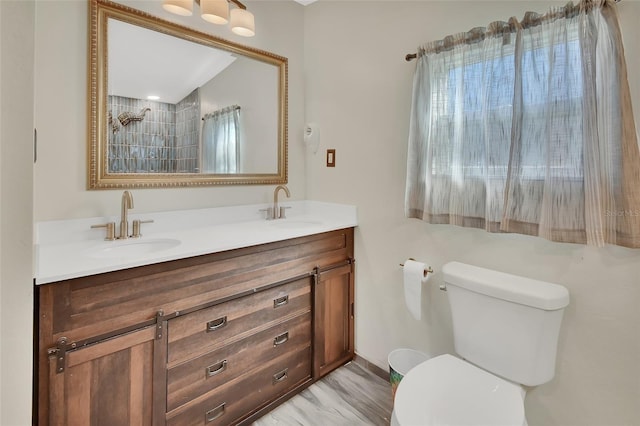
<box><xmin>391</xmin><ymin>354</ymin><xmax>526</xmax><ymax>426</ymax></box>
<box><xmin>391</xmin><ymin>262</ymin><xmax>569</xmax><ymax>426</ymax></box>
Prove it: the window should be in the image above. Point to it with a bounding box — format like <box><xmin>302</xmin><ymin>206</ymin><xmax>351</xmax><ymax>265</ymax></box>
<box><xmin>405</xmin><ymin>2</ymin><xmax>640</xmax><ymax>247</ymax></box>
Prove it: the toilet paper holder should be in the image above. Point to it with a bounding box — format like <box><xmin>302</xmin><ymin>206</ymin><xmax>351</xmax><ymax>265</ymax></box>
<box><xmin>399</xmin><ymin>258</ymin><xmax>434</xmax><ymax>277</ymax></box>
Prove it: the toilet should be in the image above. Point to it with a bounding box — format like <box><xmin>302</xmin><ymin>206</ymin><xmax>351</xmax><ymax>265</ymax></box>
<box><xmin>392</xmin><ymin>261</ymin><xmax>570</xmax><ymax>426</ymax></box>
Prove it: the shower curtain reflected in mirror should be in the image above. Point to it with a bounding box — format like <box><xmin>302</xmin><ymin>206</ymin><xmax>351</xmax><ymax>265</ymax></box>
<box><xmin>201</xmin><ymin>105</ymin><xmax>241</xmax><ymax>174</ymax></box>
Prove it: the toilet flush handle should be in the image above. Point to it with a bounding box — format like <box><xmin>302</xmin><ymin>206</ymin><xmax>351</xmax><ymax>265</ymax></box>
<box><xmin>439</xmin><ymin>284</ymin><xmax>447</xmax><ymax>292</ymax></box>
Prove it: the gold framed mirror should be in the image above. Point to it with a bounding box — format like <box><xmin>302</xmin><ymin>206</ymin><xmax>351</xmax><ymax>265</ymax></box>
<box><xmin>89</xmin><ymin>0</ymin><xmax>288</xmax><ymax>189</ymax></box>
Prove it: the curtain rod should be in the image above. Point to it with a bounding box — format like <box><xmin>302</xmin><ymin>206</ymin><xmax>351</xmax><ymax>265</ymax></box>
<box><xmin>404</xmin><ymin>0</ymin><xmax>622</xmax><ymax>62</ymax></box>
<box><xmin>201</xmin><ymin>105</ymin><xmax>241</xmax><ymax>120</ymax></box>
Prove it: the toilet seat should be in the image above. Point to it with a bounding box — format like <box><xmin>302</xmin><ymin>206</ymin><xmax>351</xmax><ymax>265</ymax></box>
<box><xmin>393</xmin><ymin>354</ymin><xmax>526</xmax><ymax>426</ymax></box>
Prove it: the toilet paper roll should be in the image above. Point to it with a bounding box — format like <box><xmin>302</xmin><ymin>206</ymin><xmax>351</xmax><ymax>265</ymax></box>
<box><xmin>403</xmin><ymin>259</ymin><xmax>431</xmax><ymax>320</ymax></box>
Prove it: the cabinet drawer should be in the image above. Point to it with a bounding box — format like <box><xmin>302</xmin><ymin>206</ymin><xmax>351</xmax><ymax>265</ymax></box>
<box><xmin>168</xmin><ymin>277</ymin><xmax>311</xmax><ymax>365</ymax></box>
<box><xmin>167</xmin><ymin>312</ymin><xmax>311</xmax><ymax>412</ymax></box>
<box><xmin>166</xmin><ymin>346</ymin><xmax>311</xmax><ymax>426</ymax></box>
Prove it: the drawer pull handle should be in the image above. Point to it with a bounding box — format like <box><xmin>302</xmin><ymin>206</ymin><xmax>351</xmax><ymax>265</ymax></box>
<box><xmin>273</xmin><ymin>331</ymin><xmax>289</xmax><ymax>347</ymax></box>
<box><xmin>272</xmin><ymin>368</ymin><xmax>289</xmax><ymax>384</ymax></box>
<box><xmin>206</xmin><ymin>316</ymin><xmax>227</xmax><ymax>332</ymax></box>
<box><xmin>206</xmin><ymin>360</ymin><xmax>228</xmax><ymax>378</ymax></box>
<box><xmin>273</xmin><ymin>295</ymin><xmax>289</xmax><ymax>308</ymax></box>
<box><xmin>205</xmin><ymin>402</ymin><xmax>226</xmax><ymax>422</ymax></box>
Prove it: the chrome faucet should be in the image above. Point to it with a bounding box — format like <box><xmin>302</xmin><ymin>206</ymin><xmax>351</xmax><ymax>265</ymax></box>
<box><xmin>119</xmin><ymin>190</ymin><xmax>134</xmax><ymax>239</ymax></box>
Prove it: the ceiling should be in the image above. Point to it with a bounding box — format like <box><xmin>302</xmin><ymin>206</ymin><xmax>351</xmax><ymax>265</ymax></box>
<box><xmin>108</xmin><ymin>0</ymin><xmax>317</xmax><ymax>104</ymax></box>
<box><xmin>108</xmin><ymin>19</ymin><xmax>236</xmax><ymax>104</ymax></box>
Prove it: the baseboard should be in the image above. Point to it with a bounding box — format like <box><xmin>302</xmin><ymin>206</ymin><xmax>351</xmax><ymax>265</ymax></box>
<box><xmin>353</xmin><ymin>353</ymin><xmax>389</xmax><ymax>382</ymax></box>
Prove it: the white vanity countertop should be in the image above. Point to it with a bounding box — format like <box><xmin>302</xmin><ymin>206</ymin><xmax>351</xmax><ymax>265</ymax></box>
<box><xmin>35</xmin><ymin>201</ymin><xmax>357</xmax><ymax>285</ymax></box>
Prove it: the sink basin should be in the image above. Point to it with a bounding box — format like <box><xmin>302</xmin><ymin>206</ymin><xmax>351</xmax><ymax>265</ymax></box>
<box><xmin>87</xmin><ymin>238</ymin><xmax>181</xmax><ymax>259</ymax></box>
<box><xmin>269</xmin><ymin>220</ymin><xmax>323</xmax><ymax>229</ymax></box>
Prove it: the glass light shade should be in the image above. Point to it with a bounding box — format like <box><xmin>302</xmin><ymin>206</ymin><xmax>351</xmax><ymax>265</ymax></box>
<box><xmin>162</xmin><ymin>0</ymin><xmax>193</xmax><ymax>16</ymax></box>
<box><xmin>201</xmin><ymin>0</ymin><xmax>229</xmax><ymax>25</ymax></box>
<box><xmin>230</xmin><ymin>8</ymin><xmax>255</xmax><ymax>37</ymax></box>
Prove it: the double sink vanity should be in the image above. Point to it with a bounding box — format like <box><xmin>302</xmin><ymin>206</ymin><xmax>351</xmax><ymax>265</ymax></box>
<box><xmin>35</xmin><ymin>1</ymin><xmax>353</xmax><ymax>423</ymax></box>
<box><xmin>35</xmin><ymin>196</ymin><xmax>357</xmax><ymax>425</ymax></box>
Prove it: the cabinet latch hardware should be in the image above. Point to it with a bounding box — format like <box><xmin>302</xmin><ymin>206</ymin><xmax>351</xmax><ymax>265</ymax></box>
<box><xmin>155</xmin><ymin>310</ymin><xmax>164</xmax><ymax>340</ymax></box>
<box><xmin>48</xmin><ymin>337</ymin><xmax>68</xmax><ymax>374</ymax></box>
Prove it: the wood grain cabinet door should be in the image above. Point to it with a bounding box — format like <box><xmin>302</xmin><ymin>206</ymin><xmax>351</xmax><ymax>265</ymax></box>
<box><xmin>313</xmin><ymin>262</ymin><xmax>355</xmax><ymax>378</ymax></box>
<box><xmin>47</xmin><ymin>326</ymin><xmax>162</xmax><ymax>426</ymax></box>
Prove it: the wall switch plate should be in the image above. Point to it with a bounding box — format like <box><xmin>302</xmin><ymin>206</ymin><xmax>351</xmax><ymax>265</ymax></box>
<box><xmin>326</xmin><ymin>149</ymin><xmax>336</xmax><ymax>167</ymax></box>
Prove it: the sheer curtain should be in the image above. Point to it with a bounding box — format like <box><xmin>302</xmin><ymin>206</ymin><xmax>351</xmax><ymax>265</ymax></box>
<box><xmin>202</xmin><ymin>105</ymin><xmax>241</xmax><ymax>173</ymax></box>
<box><xmin>405</xmin><ymin>0</ymin><xmax>640</xmax><ymax>247</ymax></box>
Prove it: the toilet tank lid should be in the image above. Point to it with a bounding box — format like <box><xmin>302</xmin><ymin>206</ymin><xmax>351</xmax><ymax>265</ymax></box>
<box><xmin>442</xmin><ymin>262</ymin><xmax>569</xmax><ymax>310</ymax></box>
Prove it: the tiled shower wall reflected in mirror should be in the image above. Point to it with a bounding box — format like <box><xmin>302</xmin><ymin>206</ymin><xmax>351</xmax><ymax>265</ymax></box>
<box><xmin>107</xmin><ymin>89</ymin><xmax>200</xmax><ymax>173</ymax></box>
<box><xmin>175</xmin><ymin>89</ymin><xmax>200</xmax><ymax>173</ymax></box>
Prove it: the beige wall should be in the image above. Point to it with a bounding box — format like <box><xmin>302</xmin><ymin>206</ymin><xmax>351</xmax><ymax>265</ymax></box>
<box><xmin>304</xmin><ymin>1</ymin><xmax>640</xmax><ymax>425</ymax></box>
<box><xmin>0</xmin><ymin>1</ymin><xmax>35</xmax><ymax>425</ymax></box>
<box><xmin>200</xmin><ymin>56</ymin><xmax>279</xmax><ymax>173</ymax></box>
<box><xmin>33</xmin><ymin>0</ymin><xmax>306</xmax><ymax>221</ymax></box>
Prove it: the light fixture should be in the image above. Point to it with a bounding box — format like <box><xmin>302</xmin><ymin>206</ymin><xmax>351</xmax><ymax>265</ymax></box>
<box><xmin>163</xmin><ymin>0</ymin><xmax>255</xmax><ymax>37</ymax></box>
<box><xmin>230</xmin><ymin>7</ymin><xmax>255</xmax><ymax>37</ymax></box>
<box><xmin>201</xmin><ymin>0</ymin><xmax>228</xmax><ymax>24</ymax></box>
<box><xmin>162</xmin><ymin>0</ymin><xmax>193</xmax><ymax>16</ymax></box>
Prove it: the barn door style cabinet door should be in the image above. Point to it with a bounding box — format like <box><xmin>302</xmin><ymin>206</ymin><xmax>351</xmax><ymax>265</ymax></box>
<box><xmin>47</xmin><ymin>325</ymin><xmax>165</xmax><ymax>426</ymax></box>
<box><xmin>37</xmin><ymin>228</ymin><xmax>355</xmax><ymax>426</ymax></box>
<box><xmin>312</xmin><ymin>262</ymin><xmax>355</xmax><ymax>379</ymax></box>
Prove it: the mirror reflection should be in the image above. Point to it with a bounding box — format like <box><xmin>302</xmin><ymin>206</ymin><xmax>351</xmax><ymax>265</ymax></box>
<box><xmin>107</xmin><ymin>19</ymin><xmax>278</xmax><ymax>174</ymax></box>
<box><xmin>89</xmin><ymin>0</ymin><xmax>288</xmax><ymax>188</ymax></box>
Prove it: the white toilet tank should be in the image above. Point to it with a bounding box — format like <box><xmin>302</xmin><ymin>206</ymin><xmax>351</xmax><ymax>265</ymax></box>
<box><xmin>442</xmin><ymin>262</ymin><xmax>570</xmax><ymax>387</ymax></box>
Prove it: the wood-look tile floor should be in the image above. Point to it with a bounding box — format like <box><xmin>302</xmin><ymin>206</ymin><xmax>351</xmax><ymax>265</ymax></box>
<box><xmin>253</xmin><ymin>362</ymin><xmax>393</xmax><ymax>426</ymax></box>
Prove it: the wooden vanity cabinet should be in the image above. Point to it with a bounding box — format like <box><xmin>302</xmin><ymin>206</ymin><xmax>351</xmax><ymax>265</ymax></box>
<box><xmin>36</xmin><ymin>228</ymin><xmax>355</xmax><ymax>426</ymax></box>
